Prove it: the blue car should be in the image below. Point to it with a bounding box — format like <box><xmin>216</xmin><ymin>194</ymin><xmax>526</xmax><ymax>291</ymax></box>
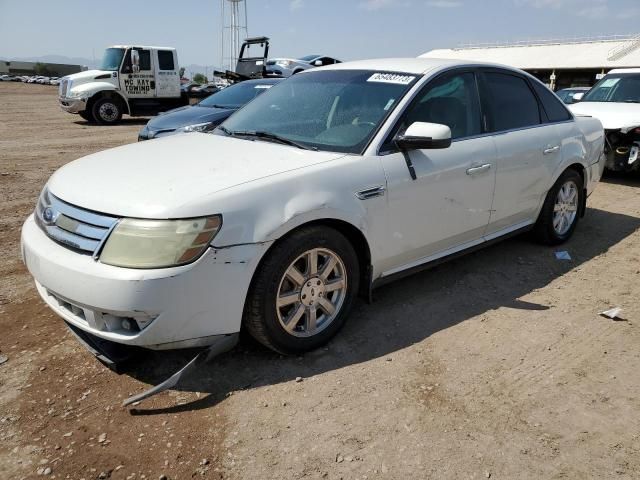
<box><xmin>138</xmin><ymin>78</ymin><xmax>283</xmax><ymax>141</ymax></box>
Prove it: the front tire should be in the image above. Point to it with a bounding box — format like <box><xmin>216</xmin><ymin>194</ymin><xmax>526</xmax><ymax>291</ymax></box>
<box><xmin>534</xmin><ymin>169</ymin><xmax>584</xmax><ymax>245</ymax></box>
<box><xmin>78</xmin><ymin>110</ymin><xmax>92</xmax><ymax>122</ymax></box>
<box><xmin>92</xmin><ymin>97</ymin><xmax>123</xmax><ymax>125</ymax></box>
<box><xmin>243</xmin><ymin>226</ymin><xmax>360</xmax><ymax>354</ymax></box>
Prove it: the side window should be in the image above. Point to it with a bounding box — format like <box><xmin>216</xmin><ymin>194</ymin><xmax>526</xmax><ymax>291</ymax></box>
<box><xmin>401</xmin><ymin>72</ymin><xmax>482</xmax><ymax>140</ymax></box>
<box><xmin>482</xmin><ymin>72</ymin><xmax>541</xmax><ymax>132</ymax></box>
<box><xmin>137</xmin><ymin>50</ymin><xmax>151</xmax><ymax>71</ymax></box>
<box><xmin>158</xmin><ymin>50</ymin><xmax>175</xmax><ymax>71</ymax></box>
<box><xmin>531</xmin><ymin>81</ymin><xmax>572</xmax><ymax>122</ymax></box>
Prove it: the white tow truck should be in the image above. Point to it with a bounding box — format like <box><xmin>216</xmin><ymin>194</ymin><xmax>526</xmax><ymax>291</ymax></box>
<box><xmin>58</xmin><ymin>45</ymin><xmax>188</xmax><ymax>124</ymax></box>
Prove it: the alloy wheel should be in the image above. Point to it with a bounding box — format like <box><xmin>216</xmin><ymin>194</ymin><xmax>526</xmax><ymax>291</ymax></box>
<box><xmin>553</xmin><ymin>180</ymin><xmax>578</xmax><ymax>235</ymax></box>
<box><xmin>276</xmin><ymin>248</ymin><xmax>348</xmax><ymax>338</ymax></box>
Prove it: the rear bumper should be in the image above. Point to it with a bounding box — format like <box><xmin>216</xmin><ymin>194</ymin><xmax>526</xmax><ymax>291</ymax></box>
<box><xmin>21</xmin><ymin>214</ymin><xmax>270</xmax><ymax>350</ymax></box>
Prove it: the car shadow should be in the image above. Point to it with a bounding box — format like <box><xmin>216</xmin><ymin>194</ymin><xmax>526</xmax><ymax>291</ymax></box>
<box><xmin>121</xmin><ymin>207</ymin><xmax>640</xmax><ymax>415</ymax></box>
<box><xmin>73</xmin><ymin>118</ymin><xmax>150</xmax><ymax>127</ymax></box>
<box><xmin>601</xmin><ymin>170</ymin><xmax>640</xmax><ymax>187</ymax></box>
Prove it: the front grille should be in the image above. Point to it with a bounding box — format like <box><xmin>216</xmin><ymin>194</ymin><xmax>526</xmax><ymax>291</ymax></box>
<box><xmin>59</xmin><ymin>79</ymin><xmax>69</xmax><ymax>97</ymax></box>
<box><xmin>35</xmin><ymin>189</ymin><xmax>119</xmax><ymax>255</ymax></box>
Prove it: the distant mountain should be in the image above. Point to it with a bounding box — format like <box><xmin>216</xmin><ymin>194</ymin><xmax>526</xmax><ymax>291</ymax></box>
<box><xmin>5</xmin><ymin>54</ymin><xmax>98</xmax><ymax>69</ymax></box>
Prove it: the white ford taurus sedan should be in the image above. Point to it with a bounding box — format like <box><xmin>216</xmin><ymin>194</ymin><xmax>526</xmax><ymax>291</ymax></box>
<box><xmin>22</xmin><ymin>58</ymin><xmax>605</xmax><ymax>356</ymax></box>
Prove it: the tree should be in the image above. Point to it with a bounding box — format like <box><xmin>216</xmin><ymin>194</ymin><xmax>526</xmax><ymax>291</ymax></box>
<box><xmin>179</xmin><ymin>67</ymin><xmax>185</xmax><ymax>78</ymax></box>
<box><xmin>192</xmin><ymin>73</ymin><xmax>208</xmax><ymax>84</ymax></box>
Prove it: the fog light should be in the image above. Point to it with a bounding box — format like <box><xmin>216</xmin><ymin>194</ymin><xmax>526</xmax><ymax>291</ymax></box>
<box><xmin>122</xmin><ymin>318</ymin><xmax>132</xmax><ymax>331</ymax></box>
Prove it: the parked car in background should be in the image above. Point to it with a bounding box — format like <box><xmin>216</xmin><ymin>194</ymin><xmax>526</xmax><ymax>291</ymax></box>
<box><xmin>569</xmin><ymin>68</ymin><xmax>640</xmax><ymax>172</ymax></box>
<box><xmin>1</xmin><ymin>75</ymin><xmax>17</xmax><ymax>81</ymax></box>
<box><xmin>556</xmin><ymin>87</ymin><xmax>590</xmax><ymax>104</ymax></box>
<box><xmin>22</xmin><ymin>58</ymin><xmax>604</xmax><ymax>360</ymax></box>
<box><xmin>190</xmin><ymin>83</ymin><xmax>221</xmax><ymax>98</ymax></box>
<box><xmin>49</xmin><ymin>77</ymin><xmax>61</xmax><ymax>86</ymax></box>
<box><xmin>138</xmin><ymin>78</ymin><xmax>282</xmax><ymax>140</ymax></box>
<box><xmin>180</xmin><ymin>81</ymin><xmax>200</xmax><ymax>94</ymax></box>
<box><xmin>266</xmin><ymin>54</ymin><xmax>341</xmax><ymax>77</ymax></box>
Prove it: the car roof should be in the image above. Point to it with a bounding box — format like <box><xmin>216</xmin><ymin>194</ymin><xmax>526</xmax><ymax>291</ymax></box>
<box><xmin>315</xmin><ymin>57</ymin><xmax>517</xmax><ymax>75</ymax></box>
<box><xmin>109</xmin><ymin>45</ymin><xmax>176</xmax><ymax>51</ymax></box>
<box><xmin>607</xmin><ymin>68</ymin><xmax>640</xmax><ymax>74</ymax></box>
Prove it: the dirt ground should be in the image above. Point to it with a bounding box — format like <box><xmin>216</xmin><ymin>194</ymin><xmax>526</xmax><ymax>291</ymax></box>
<box><xmin>1</xmin><ymin>81</ymin><xmax>639</xmax><ymax>480</ymax></box>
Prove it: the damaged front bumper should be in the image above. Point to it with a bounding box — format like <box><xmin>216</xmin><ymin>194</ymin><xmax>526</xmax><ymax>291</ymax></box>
<box><xmin>605</xmin><ymin>128</ymin><xmax>640</xmax><ymax>171</ymax></box>
<box><xmin>21</xmin><ymin>214</ymin><xmax>270</xmax><ymax>350</ymax></box>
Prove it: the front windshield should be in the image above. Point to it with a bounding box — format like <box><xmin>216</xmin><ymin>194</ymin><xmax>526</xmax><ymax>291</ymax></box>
<box><xmin>99</xmin><ymin>48</ymin><xmax>125</xmax><ymax>71</ymax></box>
<box><xmin>581</xmin><ymin>73</ymin><xmax>640</xmax><ymax>103</ymax></box>
<box><xmin>220</xmin><ymin>70</ymin><xmax>419</xmax><ymax>154</ymax></box>
<box><xmin>199</xmin><ymin>82</ymin><xmax>276</xmax><ymax>108</ymax></box>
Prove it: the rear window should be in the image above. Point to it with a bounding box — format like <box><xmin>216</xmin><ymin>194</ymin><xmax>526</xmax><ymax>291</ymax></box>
<box><xmin>158</xmin><ymin>50</ymin><xmax>174</xmax><ymax>71</ymax></box>
<box><xmin>532</xmin><ymin>82</ymin><xmax>572</xmax><ymax>122</ymax></box>
<box><xmin>483</xmin><ymin>72</ymin><xmax>541</xmax><ymax>132</ymax></box>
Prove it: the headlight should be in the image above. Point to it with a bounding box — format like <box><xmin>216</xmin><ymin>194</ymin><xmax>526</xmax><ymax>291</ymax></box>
<box><xmin>276</xmin><ymin>60</ymin><xmax>291</xmax><ymax>67</ymax></box>
<box><xmin>177</xmin><ymin>122</ymin><xmax>212</xmax><ymax>133</ymax></box>
<box><xmin>68</xmin><ymin>89</ymin><xmax>85</xmax><ymax>99</ymax></box>
<box><xmin>99</xmin><ymin>216</ymin><xmax>222</xmax><ymax>269</ymax></box>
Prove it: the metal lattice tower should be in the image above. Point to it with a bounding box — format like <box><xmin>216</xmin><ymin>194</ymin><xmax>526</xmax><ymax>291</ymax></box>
<box><xmin>221</xmin><ymin>0</ymin><xmax>249</xmax><ymax>71</ymax></box>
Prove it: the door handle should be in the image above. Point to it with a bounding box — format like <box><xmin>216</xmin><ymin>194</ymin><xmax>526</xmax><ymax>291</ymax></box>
<box><xmin>466</xmin><ymin>164</ymin><xmax>492</xmax><ymax>176</ymax></box>
<box><xmin>543</xmin><ymin>145</ymin><xmax>560</xmax><ymax>155</ymax></box>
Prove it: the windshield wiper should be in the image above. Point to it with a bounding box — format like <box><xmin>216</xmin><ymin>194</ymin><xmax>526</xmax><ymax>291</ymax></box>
<box><xmin>207</xmin><ymin>104</ymin><xmax>235</xmax><ymax>109</ymax></box>
<box><xmin>227</xmin><ymin>130</ymin><xmax>317</xmax><ymax>151</ymax></box>
<box><xmin>217</xmin><ymin>125</ymin><xmax>234</xmax><ymax>136</ymax></box>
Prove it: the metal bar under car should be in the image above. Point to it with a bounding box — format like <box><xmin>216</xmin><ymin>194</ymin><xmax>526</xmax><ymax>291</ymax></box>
<box><xmin>64</xmin><ymin>321</ymin><xmax>238</xmax><ymax>407</ymax></box>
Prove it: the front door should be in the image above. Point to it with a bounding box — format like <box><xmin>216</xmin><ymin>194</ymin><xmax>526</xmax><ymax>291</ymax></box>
<box><xmin>120</xmin><ymin>48</ymin><xmax>156</xmax><ymax>99</ymax></box>
<box><xmin>377</xmin><ymin>71</ymin><xmax>497</xmax><ymax>275</ymax></box>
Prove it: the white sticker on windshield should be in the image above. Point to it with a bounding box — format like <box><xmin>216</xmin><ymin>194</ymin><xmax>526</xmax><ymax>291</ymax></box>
<box><xmin>367</xmin><ymin>73</ymin><xmax>415</xmax><ymax>85</ymax></box>
<box><xmin>600</xmin><ymin>78</ymin><xmax>620</xmax><ymax>88</ymax></box>
<box><xmin>254</xmin><ymin>85</ymin><xmax>272</xmax><ymax>89</ymax></box>
<box><xmin>384</xmin><ymin>98</ymin><xmax>396</xmax><ymax>111</ymax></box>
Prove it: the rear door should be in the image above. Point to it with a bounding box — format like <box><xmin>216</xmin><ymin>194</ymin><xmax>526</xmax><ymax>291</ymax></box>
<box><xmin>120</xmin><ymin>48</ymin><xmax>156</xmax><ymax>99</ymax></box>
<box><xmin>479</xmin><ymin>69</ymin><xmax>556</xmax><ymax>235</ymax></box>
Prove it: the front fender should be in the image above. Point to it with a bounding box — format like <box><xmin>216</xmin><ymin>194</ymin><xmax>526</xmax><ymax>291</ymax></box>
<box><xmin>70</xmin><ymin>83</ymin><xmax>130</xmax><ymax>114</ymax></box>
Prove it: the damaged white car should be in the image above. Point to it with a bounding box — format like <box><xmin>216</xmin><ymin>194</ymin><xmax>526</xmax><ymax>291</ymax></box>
<box><xmin>569</xmin><ymin>68</ymin><xmax>640</xmax><ymax>172</ymax></box>
<box><xmin>22</xmin><ymin>59</ymin><xmax>604</xmax><ymax>400</ymax></box>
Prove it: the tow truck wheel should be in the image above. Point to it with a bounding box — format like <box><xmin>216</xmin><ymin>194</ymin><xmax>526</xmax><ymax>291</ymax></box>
<box><xmin>92</xmin><ymin>97</ymin><xmax>123</xmax><ymax>125</ymax></box>
<box><xmin>78</xmin><ymin>111</ymin><xmax>92</xmax><ymax>122</ymax></box>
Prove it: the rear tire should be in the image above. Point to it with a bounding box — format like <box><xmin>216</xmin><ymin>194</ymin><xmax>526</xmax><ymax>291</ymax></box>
<box><xmin>92</xmin><ymin>97</ymin><xmax>123</xmax><ymax>125</ymax></box>
<box><xmin>243</xmin><ymin>226</ymin><xmax>359</xmax><ymax>354</ymax></box>
<box><xmin>533</xmin><ymin>169</ymin><xmax>584</xmax><ymax>245</ymax></box>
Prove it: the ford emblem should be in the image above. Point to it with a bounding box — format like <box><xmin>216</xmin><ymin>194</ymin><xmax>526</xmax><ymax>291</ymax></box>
<box><xmin>43</xmin><ymin>207</ymin><xmax>55</xmax><ymax>223</ymax></box>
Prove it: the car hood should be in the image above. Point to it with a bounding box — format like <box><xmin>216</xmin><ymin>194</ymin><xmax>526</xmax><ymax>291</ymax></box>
<box><xmin>47</xmin><ymin>133</ymin><xmax>345</xmax><ymax>219</ymax></box>
<box><xmin>147</xmin><ymin>105</ymin><xmax>234</xmax><ymax>130</ymax></box>
<box><xmin>569</xmin><ymin>102</ymin><xmax>640</xmax><ymax>132</ymax></box>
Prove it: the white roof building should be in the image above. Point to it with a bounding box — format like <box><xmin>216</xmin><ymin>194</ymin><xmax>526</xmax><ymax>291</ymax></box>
<box><xmin>421</xmin><ymin>35</ymin><xmax>640</xmax><ymax>71</ymax></box>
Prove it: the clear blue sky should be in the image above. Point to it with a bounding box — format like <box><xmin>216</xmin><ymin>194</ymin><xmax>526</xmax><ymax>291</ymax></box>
<box><xmin>1</xmin><ymin>0</ymin><xmax>639</xmax><ymax>67</ymax></box>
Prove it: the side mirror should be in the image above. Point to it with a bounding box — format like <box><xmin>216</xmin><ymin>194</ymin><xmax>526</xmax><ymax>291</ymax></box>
<box><xmin>313</xmin><ymin>60</ymin><xmax>323</xmax><ymax>66</ymax></box>
<box><xmin>572</xmin><ymin>92</ymin><xmax>585</xmax><ymax>102</ymax></box>
<box><xmin>395</xmin><ymin>122</ymin><xmax>452</xmax><ymax>150</ymax></box>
